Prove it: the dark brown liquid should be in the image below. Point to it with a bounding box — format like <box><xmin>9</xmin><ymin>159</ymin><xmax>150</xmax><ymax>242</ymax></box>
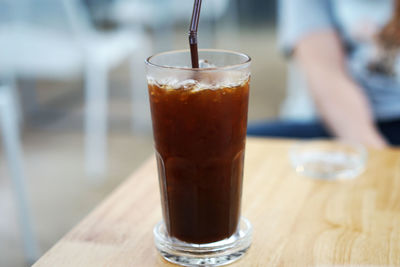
<box><xmin>148</xmin><ymin>79</ymin><xmax>249</xmax><ymax>244</ymax></box>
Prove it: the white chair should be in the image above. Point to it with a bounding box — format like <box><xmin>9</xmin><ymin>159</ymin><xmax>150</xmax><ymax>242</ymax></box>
<box><xmin>110</xmin><ymin>0</ymin><xmax>238</xmax><ymax>50</ymax></box>
<box><xmin>111</xmin><ymin>0</ymin><xmax>231</xmax><ymax>26</ymax></box>
<box><xmin>0</xmin><ymin>83</ymin><xmax>39</xmax><ymax>264</ymax></box>
<box><xmin>0</xmin><ymin>0</ymin><xmax>149</xmax><ymax>177</ymax></box>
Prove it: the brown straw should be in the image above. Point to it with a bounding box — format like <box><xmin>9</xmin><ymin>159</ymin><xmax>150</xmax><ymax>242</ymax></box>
<box><xmin>189</xmin><ymin>0</ymin><xmax>202</xmax><ymax>68</ymax></box>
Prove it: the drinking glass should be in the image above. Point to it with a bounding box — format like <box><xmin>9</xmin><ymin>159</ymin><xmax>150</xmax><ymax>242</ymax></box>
<box><xmin>146</xmin><ymin>49</ymin><xmax>252</xmax><ymax>266</ymax></box>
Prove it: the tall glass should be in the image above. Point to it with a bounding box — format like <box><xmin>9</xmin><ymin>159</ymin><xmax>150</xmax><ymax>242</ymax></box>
<box><xmin>146</xmin><ymin>49</ymin><xmax>252</xmax><ymax>266</ymax></box>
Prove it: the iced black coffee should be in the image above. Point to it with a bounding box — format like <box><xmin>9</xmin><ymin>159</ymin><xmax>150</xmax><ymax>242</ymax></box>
<box><xmin>147</xmin><ymin>49</ymin><xmax>252</xmax><ymax>266</ymax></box>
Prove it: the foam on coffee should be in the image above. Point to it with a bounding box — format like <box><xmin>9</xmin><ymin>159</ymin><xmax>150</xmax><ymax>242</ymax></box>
<box><xmin>147</xmin><ymin>59</ymin><xmax>250</xmax><ymax>92</ymax></box>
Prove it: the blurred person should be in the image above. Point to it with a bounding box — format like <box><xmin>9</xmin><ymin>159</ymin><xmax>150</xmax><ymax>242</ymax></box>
<box><xmin>248</xmin><ymin>0</ymin><xmax>400</xmax><ymax>147</ymax></box>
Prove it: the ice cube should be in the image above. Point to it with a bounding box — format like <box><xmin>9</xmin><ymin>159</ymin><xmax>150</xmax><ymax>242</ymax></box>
<box><xmin>199</xmin><ymin>59</ymin><xmax>217</xmax><ymax>68</ymax></box>
<box><xmin>179</xmin><ymin>79</ymin><xmax>198</xmax><ymax>90</ymax></box>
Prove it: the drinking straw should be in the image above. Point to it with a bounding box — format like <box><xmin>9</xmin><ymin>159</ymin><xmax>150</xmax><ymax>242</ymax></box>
<box><xmin>189</xmin><ymin>0</ymin><xmax>202</xmax><ymax>68</ymax></box>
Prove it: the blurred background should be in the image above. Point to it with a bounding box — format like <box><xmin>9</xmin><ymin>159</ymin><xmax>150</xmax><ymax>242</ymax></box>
<box><xmin>0</xmin><ymin>0</ymin><xmax>286</xmax><ymax>266</ymax></box>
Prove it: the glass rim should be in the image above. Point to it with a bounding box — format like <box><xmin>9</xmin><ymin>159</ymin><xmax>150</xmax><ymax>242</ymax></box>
<box><xmin>145</xmin><ymin>49</ymin><xmax>251</xmax><ymax>72</ymax></box>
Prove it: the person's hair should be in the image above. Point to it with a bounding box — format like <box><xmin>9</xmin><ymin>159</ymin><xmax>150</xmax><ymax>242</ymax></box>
<box><xmin>378</xmin><ymin>0</ymin><xmax>400</xmax><ymax>49</ymax></box>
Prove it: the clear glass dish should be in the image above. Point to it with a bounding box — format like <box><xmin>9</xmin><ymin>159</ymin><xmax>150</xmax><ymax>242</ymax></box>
<box><xmin>289</xmin><ymin>140</ymin><xmax>367</xmax><ymax>180</ymax></box>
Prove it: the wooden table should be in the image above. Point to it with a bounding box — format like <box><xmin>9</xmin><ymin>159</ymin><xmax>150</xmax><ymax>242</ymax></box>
<box><xmin>34</xmin><ymin>138</ymin><xmax>400</xmax><ymax>266</ymax></box>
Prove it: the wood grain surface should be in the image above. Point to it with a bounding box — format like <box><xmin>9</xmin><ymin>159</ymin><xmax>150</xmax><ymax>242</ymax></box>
<box><xmin>34</xmin><ymin>138</ymin><xmax>400</xmax><ymax>266</ymax></box>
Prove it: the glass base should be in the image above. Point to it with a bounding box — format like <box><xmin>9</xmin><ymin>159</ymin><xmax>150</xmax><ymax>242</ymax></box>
<box><xmin>153</xmin><ymin>217</ymin><xmax>252</xmax><ymax>267</ymax></box>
